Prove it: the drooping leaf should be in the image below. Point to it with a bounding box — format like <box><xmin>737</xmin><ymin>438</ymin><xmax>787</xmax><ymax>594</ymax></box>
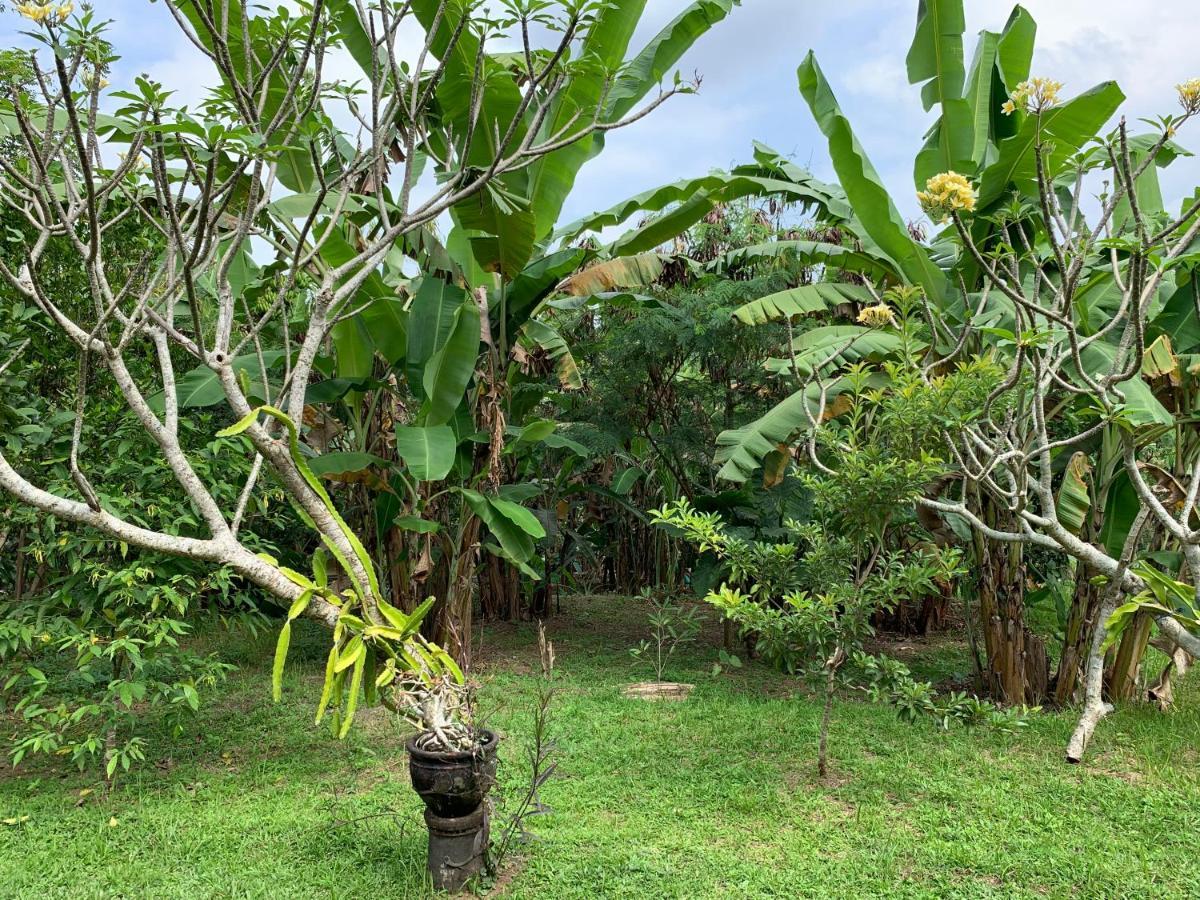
<box><xmin>715</xmin><ymin>374</ymin><xmax>888</xmax><ymax>482</ymax></box>
<box><xmin>1055</xmin><ymin>451</ymin><xmax>1092</xmax><ymax>535</ymax></box>
<box><xmin>557</xmin><ymin>253</ymin><xmax>665</xmax><ymax>296</ymax></box>
<box><xmin>715</xmin><ymin>241</ymin><xmax>897</xmax><ymax>282</ymax></box>
<box><xmin>519</xmin><ymin>318</ymin><xmax>583</xmax><ymax>390</ymax></box>
<box><xmin>768</xmin><ymin>326</ymin><xmax>910</xmax><ymax>377</ymax></box>
<box><xmin>272</xmin><ymin>621</ymin><xmax>291</xmax><ymax>703</ymax></box>
<box><xmin>733</xmin><ymin>283</ymin><xmax>873</xmax><ymax>325</ymax></box>
<box><xmin>461</xmin><ymin>489</ymin><xmax>541</xmax><ymax>566</ymax></box>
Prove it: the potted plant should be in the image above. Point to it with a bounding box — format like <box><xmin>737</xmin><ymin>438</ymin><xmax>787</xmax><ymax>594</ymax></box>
<box><xmin>391</xmin><ymin>670</ymin><xmax>499</xmax><ymax>892</ymax></box>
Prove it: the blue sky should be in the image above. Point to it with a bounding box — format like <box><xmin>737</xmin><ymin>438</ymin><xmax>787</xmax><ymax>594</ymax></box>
<box><xmin>5</xmin><ymin>0</ymin><xmax>1199</xmax><ymax>230</ymax></box>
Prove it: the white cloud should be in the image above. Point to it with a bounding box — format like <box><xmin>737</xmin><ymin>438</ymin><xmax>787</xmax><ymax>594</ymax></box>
<box><xmin>4</xmin><ymin>0</ymin><xmax>1196</xmax><ymax>223</ymax></box>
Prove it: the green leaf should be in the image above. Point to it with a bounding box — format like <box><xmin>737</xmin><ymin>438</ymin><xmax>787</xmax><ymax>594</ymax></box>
<box><xmin>715</xmin><ymin>374</ymin><xmax>888</xmax><ymax>482</ymax></box>
<box><xmin>287</xmin><ymin>589</ymin><xmax>314</xmax><ymax>621</ymax></box>
<box><xmin>613</xmin><ymin>466</ymin><xmax>645</xmax><ymax>495</ymax></box>
<box><xmin>393</xmin><ymin>516</ymin><xmax>441</xmax><ymax>535</ymax></box>
<box><xmin>771</xmin><ymin>325</ymin><xmax>910</xmax><ymax>377</ymax></box>
<box><xmin>334</xmin><ymin>636</ymin><xmax>365</xmax><ymax>673</ymax></box>
<box><xmin>798</xmin><ymin>52</ymin><xmax>946</xmax><ymax>301</ymax></box>
<box><xmin>307</xmin><ymin>452</ymin><xmax>385</xmax><ymax>478</ymax></box>
<box><xmin>605</xmin><ymin>0</ymin><xmax>737</xmax><ymax>120</ymax></box>
<box><xmin>272</xmin><ymin>622</ymin><xmax>291</xmax><ymax>703</ymax></box>
<box><xmin>1099</xmin><ymin>470</ymin><xmax>1140</xmax><ymax>558</ymax></box>
<box><xmin>733</xmin><ymin>283</ymin><xmax>873</xmax><ymax>325</ymax></box>
<box><xmin>506</xmin><ymin>248</ymin><xmax>589</xmax><ymax>332</ymax></box>
<box><xmin>560</xmin><ymin>172</ymin><xmax>852</xmax><ymax>255</ymax></box>
<box><xmin>421</xmin><ymin>300</ymin><xmax>481</xmax><ymax>426</ymax></box>
<box><xmin>332</xmin><ymin>315</ymin><xmax>374</xmax><ymax>387</ymax></box>
<box><xmin>1074</xmin><ymin>342</ymin><xmax>1173</xmax><ymax>428</ymax></box>
<box><xmin>359</xmin><ymin>297</ymin><xmax>408</xmax><ymax>366</ymax></box>
<box><xmin>456</xmin><ymin>190</ymin><xmax>538</xmax><ymax>279</ymax></box>
<box><xmin>995</xmin><ymin>6</ymin><xmax>1036</xmax><ymax>92</ymax></box>
<box><xmin>490</xmin><ymin>498</ymin><xmax>546</xmax><ymax>539</ymax></box>
<box><xmin>906</xmin><ymin>0</ymin><xmax>966</xmax><ymax>112</ymax></box>
<box><xmin>177</xmin><ymin>352</ymin><xmax>285</xmax><ymax>409</ymax></box>
<box><xmin>338</xmin><ymin>652</ymin><xmax>365</xmax><ymax>739</ymax></box>
<box><xmin>512</xmin><ymin>419</ymin><xmax>557</xmax><ymax>448</ymax></box>
<box><xmin>521</xmin><ymin>0</ymin><xmax>653</xmax><ymax>239</ymax></box>
<box><xmin>461</xmin><ymin>490</ymin><xmax>540</xmax><ymax>566</ymax></box>
<box><xmin>406</xmin><ymin>277</ymin><xmax>471</xmax><ymax>391</ymax></box>
<box><xmin>315</xmin><ymin>646</ymin><xmax>338</xmax><ymax>725</ymax></box>
<box><xmin>716</xmin><ymin>241</ymin><xmax>896</xmax><ymax>282</ymax></box>
<box><xmin>394</xmin><ymin>424</ymin><xmax>457</xmax><ymax>481</ymax></box>
<box><xmin>216</xmin><ymin>409</ymin><xmax>260</xmax><ymax>438</ymax></box>
<box><xmin>313</xmin><ymin>549</ymin><xmax>329</xmax><ymax>590</ymax></box>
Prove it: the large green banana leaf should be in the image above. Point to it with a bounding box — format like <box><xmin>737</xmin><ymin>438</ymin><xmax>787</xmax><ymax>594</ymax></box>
<box><xmin>798</xmin><ymin>52</ymin><xmax>947</xmax><ymax>302</ymax></box>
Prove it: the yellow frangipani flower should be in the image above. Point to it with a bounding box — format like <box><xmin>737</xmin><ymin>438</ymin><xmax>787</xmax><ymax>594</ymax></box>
<box><xmin>81</xmin><ymin>68</ymin><xmax>109</xmax><ymax>90</ymax></box>
<box><xmin>857</xmin><ymin>303</ymin><xmax>897</xmax><ymax>328</ymax></box>
<box><xmin>56</xmin><ymin>2</ymin><xmax>73</xmax><ymax>21</ymax></box>
<box><xmin>1003</xmin><ymin>77</ymin><xmax>1063</xmax><ymax>115</ymax></box>
<box><xmin>1178</xmin><ymin>79</ymin><xmax>1200</xmax><ymax>115</ymax></box>
<box><xmin>16</xmin><ymin>3</ymin><xmax>55</xmax><ymax>23</ymax></box>
<box><xmin>916</xmin><ymin>171</ymin><xmax>977</xmax><ymax>224</ymax></box>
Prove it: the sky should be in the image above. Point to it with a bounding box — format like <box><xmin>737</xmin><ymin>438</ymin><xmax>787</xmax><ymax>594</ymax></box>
<box><xmin>4</xmin><ymin>0</ymin><xmax>1199</xmax><ymax>231</ymax></box>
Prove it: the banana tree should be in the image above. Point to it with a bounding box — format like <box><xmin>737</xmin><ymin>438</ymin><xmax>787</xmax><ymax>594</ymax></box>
<box><xmin>270</xmin><ymin>0</ymin><xmax>743</xmax><ymax>652</ymax></box>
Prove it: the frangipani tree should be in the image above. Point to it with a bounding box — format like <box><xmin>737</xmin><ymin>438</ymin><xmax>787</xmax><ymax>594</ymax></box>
<box><xmin>0</xmin><ymin>0</ymin><xmax>704</xmax><ymax>733</ymax></box>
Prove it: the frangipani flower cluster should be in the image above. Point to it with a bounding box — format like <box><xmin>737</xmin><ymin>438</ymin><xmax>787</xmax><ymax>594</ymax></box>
<box><xmin>1179</xmin><ymin>79</ymin><xmax>1200</xmax><ymax>116</ymax></box>
<box><xmin>857</xmin><ymin>303</ymin><xmax>897</xmax><ymax>328</ymax></box>
<box><xmin>16</xmin><ymin>1</ymin><xmax>72</xmax><ymax>24</ymax></box>
<box><xmin>1001</xmin><ymin>77</ymin><xmax>1063</xmax><ymax>116</ymax></box>
<box><xmin>916</xmin><ymin>171</ymin><xmax>976</xmax><ymax>224</ymax></box>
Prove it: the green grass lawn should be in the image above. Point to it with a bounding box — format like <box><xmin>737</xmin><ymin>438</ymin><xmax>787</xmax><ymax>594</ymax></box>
<box><xmin>3</xmin><ymin>594</ymin><xmax>1199</xmax><ymax>899</ymax></box>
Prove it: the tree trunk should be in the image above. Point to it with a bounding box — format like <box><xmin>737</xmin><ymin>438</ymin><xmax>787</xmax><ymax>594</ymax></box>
<box><xmin>1106</xmin><ymin>610</ymin><xmax>1152</xmax><ymax>701</ymax></box>
<box><xmin>437</xmin><ymin>518</ymin><xmax>481</xmax><ymax>669</ymax></box>
<box><xmin>974</xmin><ymin>504</ymin><xmax>1048</xmax><ymax>705</ymax></box>
<box><xmin>1053</xmin><ymin>560</ymin><xmax>1104</xmax><ymax>706</ymax></box>
<box><xmin>481</xmin><ymin>554</ymin><xmax>522</xmax><ymax>621</ymax></box>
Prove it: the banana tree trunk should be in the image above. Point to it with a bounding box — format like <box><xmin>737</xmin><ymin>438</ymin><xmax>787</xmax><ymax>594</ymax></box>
<box><xmin>974</xmin><ymin>503</ymin><xmax>1048</xmax><ymax>705</ymax></box>
<box><xmin>436</xmin><ymin>517</ymin><xmax>481</xmax><ymax>669</ymax></box>
<box><xmin>481</xmin><ymin>554</ymin><xmax>523</xmax><ymax>621</ymax></box>
<box><xmin>1053</xmin><ymin>559</ymin><xmax>1104</xmax><ymax>705</ymax></box>
<box><xmin>1106</xmin><ymin>610</ymin><xmax>1152</xmax><ymax>701</ymax></box>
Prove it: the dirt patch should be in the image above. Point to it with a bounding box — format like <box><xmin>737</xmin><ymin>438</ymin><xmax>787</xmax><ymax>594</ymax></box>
<box><xmin>481</xmin><ymin>855</ymin><xmax>527</xmax><ymax>898</ymax></box>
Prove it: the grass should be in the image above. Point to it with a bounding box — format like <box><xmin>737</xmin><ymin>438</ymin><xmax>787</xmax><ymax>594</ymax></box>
<box><xmin>2</xmin><ymin>594</ymin><xmax>1199</xmax><ymax>898</ymax></box>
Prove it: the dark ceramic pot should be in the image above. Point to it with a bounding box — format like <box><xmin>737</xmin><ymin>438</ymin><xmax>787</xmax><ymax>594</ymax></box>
<box><xmin>406</xmin><ymin>729</ymin><xmax>499</xmax><ymax>818</ymax></box>
<box><xmin>406</xmin><ymin>729</ymin><xmax>499</xmax><ymax>891</ymax></box>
